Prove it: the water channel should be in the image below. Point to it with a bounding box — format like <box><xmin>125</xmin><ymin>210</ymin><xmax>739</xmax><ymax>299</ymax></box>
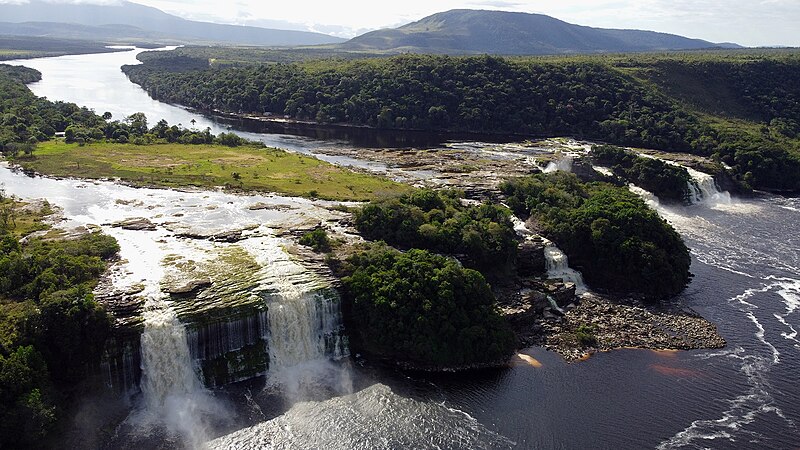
<box><xmin>4</xmin><ymin>48</ymin><xmax>799</xmax><ymax>449</ymax></box>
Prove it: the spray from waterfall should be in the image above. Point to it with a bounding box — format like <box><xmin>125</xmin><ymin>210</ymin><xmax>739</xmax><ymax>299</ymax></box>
<box><xmin>542</xmin><ymin>155</ymin><xmax>574</xmax><ymax>173</ymax></box>
<box><xmin>131</xmin><ymin>294</ymin><xmax>229</xmax><ymax>449</ymax></box>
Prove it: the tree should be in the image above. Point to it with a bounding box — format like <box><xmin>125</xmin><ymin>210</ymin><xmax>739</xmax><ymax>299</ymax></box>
<box><xmin>124</xmin><ymin>112</ymin><xmax>148</xmax><ymax>136</ymax></box>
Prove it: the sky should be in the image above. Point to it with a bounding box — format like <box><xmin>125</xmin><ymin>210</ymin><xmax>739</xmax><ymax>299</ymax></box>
<box><xmin>3</xmin><ymin>0</ymin><xmax>800</xmax><ymax>47</ymax></box>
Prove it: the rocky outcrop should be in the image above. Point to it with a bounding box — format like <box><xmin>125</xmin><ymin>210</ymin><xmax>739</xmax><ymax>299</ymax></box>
<box><xmin>516</xmin><ymin>238</ymin><xmax>545</xmax><ymax>276</ymax></box>
<box><xmin>112</xmin><ymin>217</ymin><xmax>156</xmax><ymax>231</ymax></box>
<box><xmin>532</xmin><ymin>294</ymin><xmax>726</xmax><ymax>361</ymax></box>
<box><xmin>166</xmin><ymin>278</ymin><xmax>212</xmax><ymax>297</ymax></box>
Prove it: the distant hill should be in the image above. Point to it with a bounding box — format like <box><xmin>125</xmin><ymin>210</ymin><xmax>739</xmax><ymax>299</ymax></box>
<box><xmin>0</xmin><ymin>1</ymin><xmax>344</xmax><ymax>46</ymax></box>
<box><xmin>343</xmin><ymin>9</ymin><xmax>741</xmax><ymax>55</ymax></box>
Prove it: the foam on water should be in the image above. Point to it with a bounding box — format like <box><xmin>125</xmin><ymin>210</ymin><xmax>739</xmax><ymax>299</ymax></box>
<box><xmin>641</xmin><ymin>197</ymin><xmax>800</xmax><ymax>448</ymax></box>
<box><xmin>207</xmin><ymin>384</ymin><xmax>515</xmax><ymax>450</ymax></box>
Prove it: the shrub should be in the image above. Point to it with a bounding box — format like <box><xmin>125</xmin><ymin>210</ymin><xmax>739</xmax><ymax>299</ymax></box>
<box><xmin>298</xmin><ymin>228</ymin><xmax>332</xmax><ymax>253</ymax></box>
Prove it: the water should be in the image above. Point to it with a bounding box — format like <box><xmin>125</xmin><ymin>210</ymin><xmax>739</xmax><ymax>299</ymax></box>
<box><xmin>0</xmin><ymin>162</ymin><xmax>352</xmax><ymax>447</ymax></box>
<box><xmin>4</xmin><ymin>50</ymin><xmax>800</xmax><ymax>449</ymax></box>
<box><xmin>542</xmin><ymin>154</ymin><xmax>573</xmax><ymax>173</ymax></box>
<box><xmin>542</xmin><ymin>238</ymin><xmax>587</xmax><ymax>294</ymax></box>
<box><xmin>686</xmin><ymin>166</ymin><xmax>733</xmax><ymax>205</ymax></box>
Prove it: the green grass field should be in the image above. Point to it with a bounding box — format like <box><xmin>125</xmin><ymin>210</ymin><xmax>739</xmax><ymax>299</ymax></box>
<box><xmin>17</xmin><ymin>141</ymin><xmax>411</xmax><ymax>201</ymax></box>
<box><xmin>0</xmin><ymin>49</ymin><xmax>46</xmax><ymax>60</ymax></box>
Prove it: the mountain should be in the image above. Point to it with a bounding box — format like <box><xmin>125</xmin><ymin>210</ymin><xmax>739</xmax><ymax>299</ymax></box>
<box><xmin>0</xmin><ymin>1</ymin><xmax>344</xmax><ymax>46</ymax></box>
<box><xmin>343</xmin><ymin>9</ymin><xmax>741</xmax><ymax>55</ymax></box>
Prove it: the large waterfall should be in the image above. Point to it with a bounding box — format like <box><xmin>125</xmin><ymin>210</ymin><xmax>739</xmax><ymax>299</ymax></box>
<box><xmin>140</xmin><ymin>299</ymin><xmax>202</xmax><ymax>410</ymax></box>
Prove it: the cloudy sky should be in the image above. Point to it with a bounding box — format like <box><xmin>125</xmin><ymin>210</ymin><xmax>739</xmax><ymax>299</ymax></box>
<box><xmin>122</xmin><ymin>0</ymin><xmax>799</xmax><ymax>47</ymax></box>
<box><xmin>4</xmin><ymin>0</ymin><xmax>799</xmax><ymax>46</ymax></box>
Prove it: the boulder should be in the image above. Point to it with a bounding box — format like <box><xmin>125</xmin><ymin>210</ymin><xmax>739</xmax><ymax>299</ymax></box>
<box><xmin>166</xmin><ymin>278</ymin><xmax>212</xmax><ymax>297</ymax></box>
<box><xmin>112</xmin><ymin>217</ymin><xmax>156</xmax><ymax>231</ymax></box>
<box><xmin>516</xmin><ymin>239</ymin><xmax>546</xmax><ymax>276</ymax></box>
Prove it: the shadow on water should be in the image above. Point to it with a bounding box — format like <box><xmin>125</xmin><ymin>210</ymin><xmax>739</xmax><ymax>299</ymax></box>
<box><xmin>212</xmin><ymin>114</ymin><xmax>526</xmax><ymax>150</ymax></box>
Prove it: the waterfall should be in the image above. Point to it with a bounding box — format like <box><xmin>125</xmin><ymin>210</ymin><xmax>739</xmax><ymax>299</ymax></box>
<box><xmin>686</xmin><ymin>167</ymin><xmax>732</xmax><ymax>205</ymax></box>
<box><xmin>131</xmin><ymin>293</ymin><xmax>225</xmax><ymax>448</ymax></box>
<box><xmin>628</xmin><ymin>184</ymin><xmax>662</xmax><ymax>209</ymax></box>
<box><xmin>140</xmin><ymin>299</ymin><xmax>202</xmax><ymax>409</ymax></box>
<box><xmin>592</xmin><ymin>165</ymin><xmax>614</xmax><ymax>177</ymax></box>
<box><xmin>266</xmin><ymin>289</ymin><xmax>347</xmax><ymax>371</ymax></box>
<box><xmin>542</xmin><ymin>155</ymin><xmax>574</xmax><ymax>173</ymax></box>
<box><xmin>187</xmin><ymin>311</ymin><xmax>268</xmax><ymax>362</ymax></box>
<box><xmin>543</xmin><ymin>239</ymin><xmax>587</xmax><ymax>294</ymax></box>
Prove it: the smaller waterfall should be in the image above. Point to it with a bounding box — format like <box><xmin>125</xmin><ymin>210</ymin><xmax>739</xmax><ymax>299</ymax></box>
<box><xmin>686</xmin><ymin>167</ymin><xmax>732</xmax><ymax>205</ymax></box>
<box><xmin>266</xmin><ymin>290</ymin><xmax>347</xmax><ymax>371</ymax></box>
<box><xmin>543</xmin><ymin>239</ymin><xmax>587</xmax><ymax>294</ymax></box>
<box><xmin>542</xmin><ymin>155</ymin><xmax>574</xmax><ymax>173</ymax></box>
<box><xmin>592</xmin><ymin>165</ymin><xmax>614</xmax><ymax>177</ymax></box>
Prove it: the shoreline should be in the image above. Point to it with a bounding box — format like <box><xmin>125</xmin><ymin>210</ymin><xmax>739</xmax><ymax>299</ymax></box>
<box><xmin>513</xmin><ymin>292</ymin><xmax>726</xmax><ymax>362</ymax></box>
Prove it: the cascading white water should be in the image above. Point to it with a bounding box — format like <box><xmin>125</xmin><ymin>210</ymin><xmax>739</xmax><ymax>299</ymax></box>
<box><xmin>266</xmin><ymin>290</ymin><xmax>347</xmax><ymax>370</ymax></box>
<box><xmin>628</xmin><ymin>184</ymin><xmax>662</xmax><ymax>209</ymax></box>
<box><xmin>686</xmin><ymin>167</ymin><xmax>732</xmax><ymax>205</ymax></box>
<box><xmin>543</xmin><ymin>239</ymin><xmax>587</xmax><ymax>294</ymax></box>
<box><xmin>140</xmin><ymin>300</ymin><xmax>202</xmax><ymax>409</ymax></box>
<box><xmin>236</xmin><ymin>236</ymin><xmax>349</xmax><ymax>397</ymax></box>
<box><xmin>542</xmin><ymin>155</ymin><xmax>574</xmax><ymax>173</ymax></box>
<box><xmin>509</xmin><ymin>214</ymin><xmax>587</xmax><ymax>294</ymax></box>
<box><xmin>187</xmin><ymin>312</ymin><xmax>268</xmax><ymax>362</ymax></box>
<box><xmin>592</xmin><ymin>165</ymin><xmax>614</xmax><ymax>177</ymax></box>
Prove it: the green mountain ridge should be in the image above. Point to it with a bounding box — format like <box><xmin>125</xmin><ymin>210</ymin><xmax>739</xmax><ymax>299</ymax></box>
<box><xmin>343</xmin><ymin>9</ymin><xmax>741</xmax><ymax>55</ymax></box>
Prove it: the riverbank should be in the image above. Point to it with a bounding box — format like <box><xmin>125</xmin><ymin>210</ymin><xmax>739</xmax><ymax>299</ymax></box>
<box><xmin>11</xmin><ymin>140</ymin><xmax>411</xmax><ymax>201</ymax></box>
<box><xmin>0</xmin><ymin>36</ymin><xmax>133</xmax><ymax>61</ymax></box>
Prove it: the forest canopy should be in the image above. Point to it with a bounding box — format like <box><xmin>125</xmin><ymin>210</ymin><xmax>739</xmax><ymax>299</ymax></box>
<box><xmin>122</xmin><ymin>50</ymin><xmax>800</xmax><ymax>193</ymax></box>
<box><xmin>501</xmin><ymin>172</ymin><xmax>692</xmax><ymax>300</ymax></box>
<box><xmin>340</xmin><ymin>245</ymin><xmax>516</xmax><ymax>369</ymax></box>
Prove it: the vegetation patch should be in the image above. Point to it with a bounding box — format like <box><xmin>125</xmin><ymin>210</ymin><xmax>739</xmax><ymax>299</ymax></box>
<box><xmin>16</xmin><ymin>140</ymin><xmax>409</xmax><ymax>201</ymax></box>
<box><xmin>299</xmin><ymin>228</ymin><xmax>333</xmax><ymax>253</ymax></box>
<box><xmin>338</xmin><ymin>245</ymin><xmax>515</xmax><ymax>369</ymax></box>
<box><xmin>354</xmin><ymin>189</ymin><xmax>518</xmax><ymax>272</ymax></box>
<box><xmin>502</xmin><ymin>172</ymin><xmax>691</xmax><ymax>300</ymax></box>
<box><xmin>0</xmin><ymin>192</ymin><xmax>119</xmax><ymax>448</ymax></box>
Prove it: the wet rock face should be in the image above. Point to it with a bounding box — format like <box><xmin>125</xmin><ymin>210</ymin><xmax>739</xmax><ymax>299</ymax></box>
<box><xmin>546</xmin><ymin>282</ymin><xmax>577</xmax><ymax>308</ymax></box>
<box><xmin>572</xmin><ymin>157</ymin><xmax>607</xmax><ymax>182</ymax></box>
<box><xmin>516</xmin><ymin>239</ymin><xmax>546</xmax><ymax>276</ymax></box>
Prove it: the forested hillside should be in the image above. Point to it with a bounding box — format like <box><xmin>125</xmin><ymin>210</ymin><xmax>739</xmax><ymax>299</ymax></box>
<box><xmin>123</xmin><ymin>50</ymin><xmax>800</xmax><ymax>193</ymax></box>
<box><xmin>343</xmin><ymin>9</ymin><xmax>734</xmax><ymax>55</ymax></box>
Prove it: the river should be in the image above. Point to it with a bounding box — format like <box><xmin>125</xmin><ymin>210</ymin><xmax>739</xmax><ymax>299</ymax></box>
<box><xmin>4</xmin><ymin>48</ymin><xmax>800</xmax><ymax>449</ymax></box>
